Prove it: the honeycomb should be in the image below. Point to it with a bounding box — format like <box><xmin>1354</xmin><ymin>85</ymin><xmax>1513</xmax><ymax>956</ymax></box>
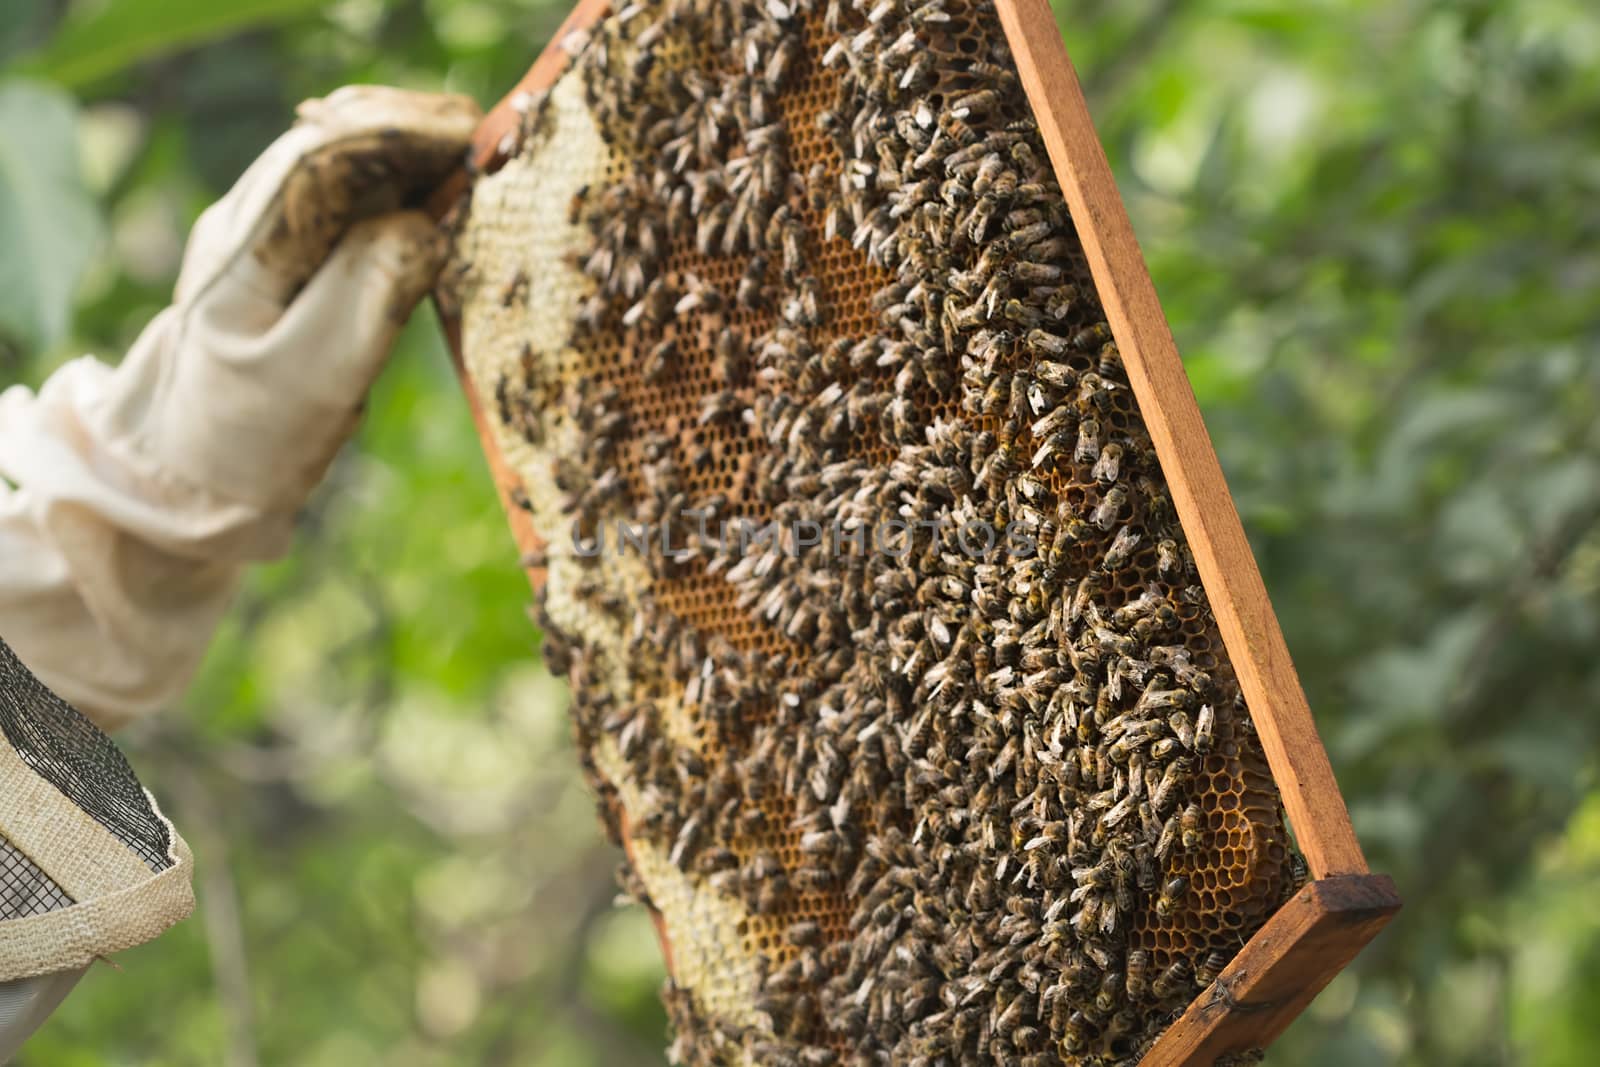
<box><xmin>444</xmin><ymin>0</ymin><xmax>1298</xmax><ymax>1061</ymax></box>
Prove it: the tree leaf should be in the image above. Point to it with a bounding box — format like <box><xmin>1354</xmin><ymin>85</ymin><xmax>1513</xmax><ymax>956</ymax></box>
<box><xmin>15</xmin><ymin>0</ymin><xmax>326</xmax><ymax>89</ymax></box>
<box><xmin>0</xmin><ymin>79</ymin><xmax>102</xmax><ymax>354</ymax></box>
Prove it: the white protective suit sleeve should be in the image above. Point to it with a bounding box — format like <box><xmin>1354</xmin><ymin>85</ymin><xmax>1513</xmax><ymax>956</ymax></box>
<box><xmin>0</xmin><ymin>970</ymin><xmax>86</xmax><ymax>1064</ymax></box>
<box><xmin>0</xmin><ymin>85</ymin><xmax>479</xmax><ymax>731</ymax></box>
<box><xmin>0</xmin><ymin>85</ymin><xmax>479</xmax><ymax>1063</ymax></box>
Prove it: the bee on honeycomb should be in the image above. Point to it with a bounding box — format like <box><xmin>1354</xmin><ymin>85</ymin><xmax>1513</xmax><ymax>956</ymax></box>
<box><xmin>445</xmin><ymin>0</ymin><xmax>1301</xmax><ymax>1061</ymax></box>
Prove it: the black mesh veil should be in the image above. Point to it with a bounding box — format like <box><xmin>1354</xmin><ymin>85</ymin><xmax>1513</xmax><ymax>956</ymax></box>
<box><xmin>0</xmin><ymin>836</ymin><xmax>74</xmax><ymax>919</ymax></box>
<box><xmin>0</xmin><ymin>635</ymin><xmax>193</xmax><ymax>985</ymax></box>
<box><xmin>0</xmin><ymin>637</ymin><xmax>173</xmax><ymax>881</ymax></box>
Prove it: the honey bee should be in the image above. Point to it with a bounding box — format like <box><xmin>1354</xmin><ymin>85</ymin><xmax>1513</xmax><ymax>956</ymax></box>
<box><xmin>1098</xmin><ymin>341</ymin><xmax>1124</xmax><ymax>379</ymax></box>
<box><xmin>1289</xmin><ymin>852</ymin><xmax>1310</xmax><ymax>891</ymax></box>
<box><xmin>1180</xmin><ymin>801</ymin><xmax>1203</xmax><ymax>850</ymax></box>
<box><xmin>497</xmin><ymin>262</ymin><xmax>535</xmax><ymax>309</ymax></box>
<box><xmin>1073</xmin><ymin>321</ymin><xmax>1112</xmax><ymax>349</ymax></box>
<box><xmin>1102</xmin><ymin>525</ymin><xmax>1141</xmax><ymax>570</ymax></box>
<box><xmin>1026</xmin><ymin>328</ymin><xmax>1071</xmax><ymax>357</ymax></box>
<box><xmin>1091</xmin><ymin>442</ymin><xmax>1123</xmax><ymax>484</ymax></box>
<box><xmin>1195</xmin><ymin>949</ymin><xmax>1230</xmax><ymax>987</ymax></box>
<box><xmin>1014</xmin><ymin>261</ymin><xmax>1062</xmax><ymax>285</ymax></box>
<box><xmin>1214</xmin><ymin>1051</ymin><xmax>1268</xmax><ymax>1067</ymax></box>
<box><xmin>714</xmin><ymin>330</ymin><xmax>747</xmax><ymax>384</ymax></box>
<box><xmin>1094</xmin><ymin>969</ymin><xmax>1124</xmax><ymax>1015</ymax></box>
<box><xmin>699</xmin><ymin>389</ymin><xmax>745</xmax><ymax>426</ymax></box>
<box><xmin>1092</xmin><ymin>486</ymin><xmax>1128</xmax><ymax>530</ymax></box>
<box><xmin>939</xmin><ymin>107</ymin><xmax>978</xmax><ymax>144</ymax></box>
<box><xmin>1125</xmin><ymin>949</ymin><xmax>1150</xmax><ymax>999</ymax></box>
<box><xmin>967</xmin><ymin>196</ymin><xmax>1000</xmax><ymax>244</ymax></box>
<box><xmin>786</xmin><ymin>919</ymin><xmax>823</xmax><ymax>948</ymax></box>
<box><xmin>788</xmin><ymin>275</ymin><xmax>822</xmax><ymax>326</ymax></box>
<box><xmin>738</xmin><ymin>255</ymin><xmax>769</xmax><ymax>309</ymax></box>
<box><xmin>764</xmin><ymin>34</ymin><xmax>797</xmax><ymax>90</ymax></box>
<box><xmin>1151</xmin><ymin>959</ymin><xmax>1192</xmax><ymax>1001</ymax></box>
<box><xmin>793</xmin><ymin>866</ymin><xmax>835</xmax><ymax>892</ymax></box>
<box><xmin>1083</xmin><ymin>940</ymin><xmax>1117</xmax><ymax>971</ymax></box>
<box><xmin>1070</xmin><ymin>893</ymin><xmax>1103</xmax><ymax>939</ymax></box>
<box><xmin>1008</xmin><ymin>139</ymin><xmax>1040</xmax><ymax>173</ymax></box>
<box><xmin>694</xmin><ymin>200</ymin><xmax>730</xmax><ymax>256</ymax></box>
<box><xmin>675</xmin><ymin>275</ymin><xmax>725</xmax><ymax>317</ymax></box>
<box><xmin>1194</xmin><ymin>701</ymin><xmax>1215</xmax><ymax>753</ymax></box>
<box><xmin>1162</xmin><ymin>651</ymin><xmax>1211</xmax><ymax>692</ymax></box>
<box><xmin>1155</xmin><ymin>875</ymin><xmax>1188</xmax><ymax>918</ymax></box>
<box><xmin>624</xmin><ymin>277</ymin><xmax>676</xmax><ymax>329</ymax></box>
<box><xmin>1171</xmin><ymin>710</ymin><xmax>1196</xmax><ymax>751</ymax></box>
<box><xmin>949</xmin><ymin>88</ymin><xmax>1000</xmax><ymax>118</ymax></box>
<box><xmin>1029</xmin><ymin>430</ymin><xmax>1071</xmax><ymax>471</ymax></box>
<box><xmin>643</xmin><ymin>336</ymin><xmax>678</xmax><ymax>384</ymax></box>
<box><xmin>1137</xmin><ymin>684</ymin><xmax>1194</xmax><ymax>715</ymax></box>
<box><xmin>1152</xmin><ymin>769</ymin><xmax>1188</xmax><ymax>826</ymax></box>
<box><xmin>693</xmin><ymin>845</ymin><xmax>738</xmax><ymax>876</ymax></box>
<box><xmin>1074</xmin><ymin>417</ymin><xmax>1101</xmax><ymax>464</ymax></box>
<box><xmin>1062</xmin><ymin>1011</ymin><xmax>1092</xmax><ymax>1055</ymax></box>
<box><xmin>1124</xmin><ymin>838</ymin><xmax>1155</xmax><ymax>889</ymax></box>
<box><xmin>755</xmin><ymin>870</ymin><xmax>788</xmax><ymax>915</ymax></box>
<box><xmin>1102</xmin><ymin>1008</ymin><xmax>1139</xmax><ymax>1047</ymax></box>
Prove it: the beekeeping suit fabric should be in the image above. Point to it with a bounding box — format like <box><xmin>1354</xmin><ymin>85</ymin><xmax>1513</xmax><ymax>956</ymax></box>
<box><xmin>0</xmin><ymin>85</ymin><xmax>478</xmax><ymax>731</ymax></box>
<box><xmin>0</xmin><ymin>969</ymin><xmax>85</xmax><ymax>1064</ymax></box>
<box><xmin>0</xmin><ymin>85</ymin><xmax>479</xmax><ymax>1059</ymax></box>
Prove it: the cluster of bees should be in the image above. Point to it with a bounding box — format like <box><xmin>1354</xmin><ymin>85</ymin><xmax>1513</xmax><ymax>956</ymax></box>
<box><xmin>471</xmin><ymin>0</ymin><xmax>1300</xmax><ymax>1062</ymax></box>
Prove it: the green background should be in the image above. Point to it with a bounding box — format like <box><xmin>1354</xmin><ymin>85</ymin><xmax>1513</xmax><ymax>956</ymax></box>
<box><xmin>3</xmin><ymin>0</ymin><xmax>1598</xmax><ymax>1063</ymax></box>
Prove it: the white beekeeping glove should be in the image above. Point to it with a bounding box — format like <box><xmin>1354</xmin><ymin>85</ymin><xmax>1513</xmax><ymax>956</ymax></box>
<box><xmin>96</xmin><ymin>85</ymin><xmax>482</xmax><ymax>514</ymax></box>
<box><xmin>0</xmin><ymin>85</ymin><xmax>481</xmax><ymax>730</ymax></box>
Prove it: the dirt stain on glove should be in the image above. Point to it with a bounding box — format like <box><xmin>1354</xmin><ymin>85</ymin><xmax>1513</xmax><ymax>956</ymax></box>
<box><xmin>257</xmin><ymin>89</ymin><xmax>480</xmax><ymax>295</ymax></box>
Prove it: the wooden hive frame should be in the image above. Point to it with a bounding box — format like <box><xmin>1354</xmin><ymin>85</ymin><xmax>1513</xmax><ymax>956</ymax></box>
<box><xmin>428</xmin><ymin>0</ymin><xmax>1401</xmax><ymax>1061</ymax></box>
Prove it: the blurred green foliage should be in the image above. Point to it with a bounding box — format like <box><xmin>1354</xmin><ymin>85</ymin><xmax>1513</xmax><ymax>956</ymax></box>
<box><xmin>1</xmin><ymin>0</ymin><xmax>1597</xmax><ymax>1063</ymax></box>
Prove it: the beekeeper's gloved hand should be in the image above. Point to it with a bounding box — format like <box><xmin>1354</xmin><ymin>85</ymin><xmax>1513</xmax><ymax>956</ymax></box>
<box><xmin>0</xmin><ymin>85</ymin><xmax>479</xmax><ymax>1063</ymax></box>
<box><xmin>0</xmin><ymin>85</ymin><xmax>480</xmax><ymax>731</ymax></box>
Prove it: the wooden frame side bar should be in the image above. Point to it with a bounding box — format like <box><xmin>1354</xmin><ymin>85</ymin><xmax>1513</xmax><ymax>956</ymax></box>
<box><xmin>993</xmin><ymin>0</ymin><xmax>1368</xmax><ymax>878</ymax></box>
<box><xmin>428</xmin><ymin>0</ymin><xmax>617</xmax><ymax>588</ymax></box>
<box><xmin>426</xmin><ymin>0</ymin><xmax>682</xmax><ymax>971</ymax></box>
<box><xmin>1143</xmin><ymin>875</ymin><xmax>1401</xmax><ymax>1064</ymax></box>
